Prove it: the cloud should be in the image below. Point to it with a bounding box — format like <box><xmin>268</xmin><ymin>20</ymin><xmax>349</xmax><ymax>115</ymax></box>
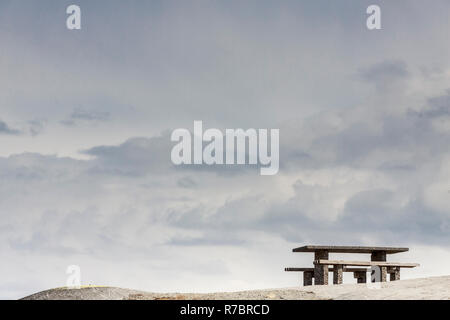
<box><xmin>82</xmin><ymin>133</ymin><xmax>173</xmax><ymax>176</ymax></box>
<box><xmin>28</xmin><ymin>120</ymin><xmax>45</xmax><ymax>136</ymax></box>
<box><xmin>0</xmin><ymin>120</ymin><xmax>20</xmax><ymax>135</ymax></box>
<box><xmin>0</xmin><ymin>119</ymin><xmax>45</xmax><ymax>137</ymax></box>
<box><xmin>177</xmin><ymin>176</ymin><xmax>198</xmax><ymax>189</ymax></box>
<box><xmin>415</xmin><ymin>90</ymin><xmax>450</xmax><ymax>118</ymax></box>
<box><xmin>61</xmin><ymin>108</ymin><xmax>110</xmax><ymax>126</ymax></box>
<box><xmin>360</xmin><ymin>60</ymin><xmax>409</xmax><ymax>81</ymax></box>
<box><xmin>358</xmin><ymin>60</ymin><xmax>410</xmax><ymax>92</ymax></box>
<box><xmin>71</xmin><ymin>109</ymin><xmax>110</xmax><ymax>121</ymax></box>
<box><xmin>338</xmin><ymin>189</ymin><xmax>450</xmax><ymax>245</ymax></box>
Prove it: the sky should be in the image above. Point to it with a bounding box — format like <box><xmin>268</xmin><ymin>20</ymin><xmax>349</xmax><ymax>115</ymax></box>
<box><xmin>1</xmin><ymin>0</ymin><xmax>450</xmax><ymax>299</ymax></box>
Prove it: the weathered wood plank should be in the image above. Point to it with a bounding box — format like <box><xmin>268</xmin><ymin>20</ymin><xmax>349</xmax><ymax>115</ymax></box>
<box><xmin>293</xmin><ymin>245</ymin><xmax>408</xmax><ymax>254</ymax></box>
<box><xmin>285</xmin><ymin>267</ymin><xmax>369</xmax><ymax>272</ymax></box>
<box><xmin>315</xmin><ymin>260</ymin><xmax>419</xmax><ymax>268</ymax></box>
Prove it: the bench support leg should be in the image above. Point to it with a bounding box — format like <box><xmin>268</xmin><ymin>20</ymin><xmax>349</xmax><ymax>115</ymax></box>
<box><xmin>380</xmin><ymin>267</ymin><xmax>387</xmax><ymax>282</ymax></box>
<box><xmin>354</xmin><ymin>271</ymin><xmax>367</xmax><ymax>284</ymax></box>
<box><xmin>371</xmin><ymin>251</ymin><xmax>387</xmax><ymax>282</ymax></box>
<box><xmin>303</xmin><ymin>271</ymin><xmax>313</xmax><ymax>286</ymax></box>
<box><xmin>314</xmin><ymin>250</ymin><xmax>329</xmax><ymax>285</ymax></box>
<box><xmin>389</xmin><ymin>267</ymin><xmax>400</xmax><ymax>281</ymax></box>
<box><xmin>370</xmin><ymin>266</ymin><xmax>387</xmax><ymax>282</ymax></box>
<box><xmin>333</xmin><ymin>265</ymin><xmax>343</xmax><ymax>285</ymax></box>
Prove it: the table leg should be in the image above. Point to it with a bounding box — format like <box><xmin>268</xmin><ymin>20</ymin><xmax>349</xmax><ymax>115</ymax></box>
<box><xmin>371</xmin><ymin>250</ymin><xmax>387</xmax><ymax>282</ymax></box>
<box><xmin>314</xmin><ymin>250</ymin><xmax>329</xmax><ymax>285</ymax></box>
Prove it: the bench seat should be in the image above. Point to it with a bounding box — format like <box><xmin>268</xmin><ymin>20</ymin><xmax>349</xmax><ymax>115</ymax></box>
<box><xmin>314</xmin><ymin>260</ymin><xmax>419</xmax><ymax>268</ymax></box>
<box><xmin>285</xmin><ymin>267</ymin><xmax>368</xmax><ymax>272</ymax></box>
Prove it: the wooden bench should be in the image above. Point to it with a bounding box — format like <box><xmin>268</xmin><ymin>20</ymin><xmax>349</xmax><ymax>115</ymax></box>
<box><xmin>285</xmin><ymin>267</ymin><xmax>369</xmax><ymax>286</ymax></box>
<box><xmin>314</xmin><ymin>260</ymin><xmax>420</xmax><ymax>284</ymax></box>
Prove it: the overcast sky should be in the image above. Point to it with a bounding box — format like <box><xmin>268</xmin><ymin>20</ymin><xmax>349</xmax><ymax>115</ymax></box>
<box><xmin>1</xmin><ymin>0</ymin><xmax>449</xmax><ymax>299</ymax></box>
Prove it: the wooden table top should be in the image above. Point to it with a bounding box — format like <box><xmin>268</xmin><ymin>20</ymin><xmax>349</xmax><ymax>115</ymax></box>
<box><xmin>292</xmin><ymin>245</ymin><xmax>409</xmax><ymax>254</ymax></box>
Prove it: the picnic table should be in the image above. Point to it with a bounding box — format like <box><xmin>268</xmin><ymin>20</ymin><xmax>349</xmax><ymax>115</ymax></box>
<box><xmin>285</xmin><ymin>245</ymin><xmax>419</xmax><ymax>286</ymax></box>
